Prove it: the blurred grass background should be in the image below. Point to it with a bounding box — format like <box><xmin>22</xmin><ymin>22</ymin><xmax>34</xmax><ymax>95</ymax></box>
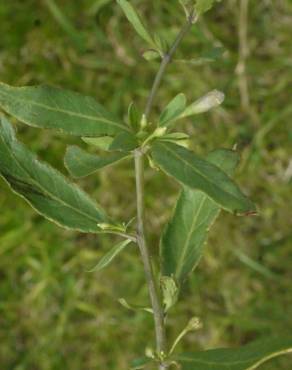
<box><xmin>0</xmin><ymin>0</ymin><xmax>291</xmax><ymax>369</ymax></box>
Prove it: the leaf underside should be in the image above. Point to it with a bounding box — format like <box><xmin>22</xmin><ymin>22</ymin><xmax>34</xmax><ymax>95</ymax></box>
<box><xmin>0</xmin><ymin>82</ymin><xmax>129</xmax><ymax>137</ymax></box>
<box><xmin>161</xmin><ymin>149</ymin><xmax>240</xmax><ymax>283</ymax></box>
<box><xmin>174</xmin><ymin>336</ymin><xmax>292</xmax><ymax>370</ymax></box>
<box><xmin>151</xmin><ymin>141</ymin><xmax>256</xmax><ymax>215</ymax></box>
<box><xmin>0</xmin><ymin>116</ymin><xmax>110</xmax><ymax>233</ymax></box>
<box><xmin>65</xmin><ymin>145</ymin><xmax>130</xmax><ymax>178</ymax></box>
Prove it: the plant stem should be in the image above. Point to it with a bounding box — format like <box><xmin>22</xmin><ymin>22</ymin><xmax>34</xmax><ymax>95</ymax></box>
<box><xmin>134</xmin><ymin>150</ymin><xmax>166</xmax><ymax>359</ymax></box>
<box><xmin>145</xmin><ymin>13</ymin><xmax>195</xmax><ymax>120</ymax></box>
<box><xmin>134</xmin><ymin>14</ymin><xmax>195</xmax><ymax>370</ymax></box>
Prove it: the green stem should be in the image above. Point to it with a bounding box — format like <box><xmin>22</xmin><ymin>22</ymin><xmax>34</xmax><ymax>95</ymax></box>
<box><xmin>134</xmin><ymin>14</ymin><xmax>195</xmax><ymax>370</ymax></box>
<box><xmin>144</xmin><ymin>13</ymin><xmax>195</xmax><ymax>121</ymax></box>
<box><xmin>134</xmin><ymin>150</ymin><xmax>166</xmax><ymax>357</ymax></box>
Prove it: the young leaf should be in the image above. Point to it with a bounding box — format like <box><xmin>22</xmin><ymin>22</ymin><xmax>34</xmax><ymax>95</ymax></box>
<box><xmin>82</xmin><ymin>137</ymin><xmax>114</xmax><ymax>151</ymax></box>
<box><xmin>160</xmin><ymin>276</ymin><xmax>179</xmax><ymax>312</ymax></box>
<box><xmin>0</xmin><ymin>116</ymin><xmax>111</xmax><ymax>233</ymax></box>
<box><xmin>159</xmin><ymin>93</ymin><xmax>187</xmax><ymax>127</ymax></box>
<box><xmin>117</xmin><ymin>0</ymin><xmax>156</xmax><ymax>49</ymax></box>
<box><xmin>131</xmin><ymin>357</ymin><xmax>153</xmax><ymax>370</ymax></box>
<box><xmin>128</xmin><ymin>102</ymin><xmax>140</xmax><ymax>132</ymax></box>
<box><xmin>64</xmin><ymin>146</ymin><xmax>130</xmax><ymax>178</ymax></box>
<box><xmin>109</xmin><ymin>132</ymin><xmax>138</xmax><ymax>152</ymax></box>
<box><xmin>161</xmin><ymin>149</ymin><xmax>240</xmax><ymax>283</ymax></box>
<box><xmin>180</xmin><ymin>90</ymin><xmax>225</xmax><ymax>118</ymax></box>
<box><xmin>195</xmin><ymin>0</ymin><xmax>222</xmax><ymax>15</ymax></box>
<box><xmin>159</xmin><ymin>132</ymin><xmax>190</xmax><ymax>148</ymax></box>
<box><xmin>151</xmin><ymin>141</ymin><xmax>256</xmax><ymax>215</ymax></box>
<box><xmin>87</xmin><ymin>239</ymin><xmax>132</xmax><ymax>272</ymax></box>
<box><xmin>0</xmin><ymin>83</ymin><xmax>130</xmax><ymax>137</ymax></box>
<box><xmin>142</xmin><ymin>49</ymin><xmax>160</xmax><ymax>61</ymax></box>
<box><xmin>173</xmin><ymin>336</ymin><xmax>292</xmax><ymax>370</ymax></box>
<box><xmin>118</xmin><ymin>298</ymin><xmax>153</xmax><ymax>314</ymax></box>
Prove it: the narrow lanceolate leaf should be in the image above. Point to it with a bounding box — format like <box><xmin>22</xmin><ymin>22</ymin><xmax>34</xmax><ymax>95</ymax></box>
<box><xmin>117</xmin><ymin>0</ymin><xmax>156</xmax><ymax>50</ymax></box>
<box><xmin>161</xmin><ymin>149</ymin><xmax>240</xmax><ymax>283</ymax></box>
<box><xmin>159</xmin><ymin>93</ymin><xmax>187</xmax><ymax>127</ymax></box>
<box><xmin>0</xmin><ymin>116</ymin><xmax>110</xmax><ymax>233</ymax></box>
<box><xmin>64</xmin><ymin>146</ymin><xmax>130</xmax><ymax>178</ymax></box>
<box><xmin>0</xmin><ymin>83</ymin><xmax>130</xmax><ymax>136</ymax></box>
<box><xmin>151</xmin><ymin>141</ymin><xmax>256</xmax><ymax>215</ymax></box>
<box><xmin>87</xmin><ymin>239</ymin><xmax>132</xmax><ymax>272</ymax></box>
<box><xmin>173</xmin><ymin>336</ymin><xmax>292</xmax><ymax>370</ymax></box>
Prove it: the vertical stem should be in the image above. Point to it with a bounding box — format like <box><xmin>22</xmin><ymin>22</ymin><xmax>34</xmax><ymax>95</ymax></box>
<box><xmin>134</xmin><ymin>150</ymin><xmax>166</xmax><ymax>359</ymax></box>
<box><xmin>134</xmin><ymin>13</ymin><xmax>195</xmax><ymax>369</ymax></box>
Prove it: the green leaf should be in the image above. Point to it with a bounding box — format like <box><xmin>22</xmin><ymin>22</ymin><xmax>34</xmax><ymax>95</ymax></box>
<box><xmin>117</xmin><ymin>0</ymin><xmax>156</xmax><ymax>49</ymax></box>
<box><xmin>151</xmin><ymin>141</ymin><xmax>256</xmax><ymax>215</ymax></box>
<box><xmin>180</xmin><ymin>90</ymin><xmax>225</xmax><ymax>118</ymax></box>
<box><xmin>0</xmin><ymin>82</ymin><xmax>129</xmax><ymax>137</ymax></box>
<box><xmin>82</xmin><ymin>136</ymin><xmax>114</xmax><ymax>151</ymax></box>
<box><xmin>0</xmin><ymin>116</ymin><xmax>111</xmax><ymax>233</ymax></box>
<box><xmin>160</xmin><ymin>276</ymin><xmax>179</xmax><ymax>312</ymax></box>
<box><xmin>87</xmin><ymin>239</ymin><xmax>132</xmax><ymax>272</ymax></box>
<box><xmin>128</xmin><ymin>102</ymin><xmax>140</xmax><ymax>132</ymax></box>
<box><xmin>142</xmin><ymin>49</ymin><xmax>161</xmax><ymax>61</ymax></box>
<box><xmin>64</xmin><ymin>146</ymin><xmax>130</xmax><ymax>178</ymax></box>
<box><xmin>159</xmin><ymin>132</ymin><xmax>190</xmax><ymax>148</ymax></box>
<box><xmin>109</xmin><ymin>132</ymin><xmax>138</xmax><ymax>152</ymax></box>
<box><xmin>161</xmin><ymin>149</ymin><xmax>240</xmax><ymax>283</ymax></box>
<box><xmin>195</xmin><ymin>0</ymin><xmax>222</xmax><ymax>15</ymax></box>
<box><xmin>173</xmin><ymin>336</ymin><xmax>292</xmax><ymax>370</ymax></box>
<box><xmin>118</xmin><ymin>298</ymin><xmax>153</xmax><ymax>314</ymax></box>
<box><xmin>130</xmin><ymin>357</ymin><xmax>153</xmax><ymax>370</ymax></box>
<box><xmin>159</xmin><ymin>93</ymin><xmax>187</xmax><ymax>127</ymax></box>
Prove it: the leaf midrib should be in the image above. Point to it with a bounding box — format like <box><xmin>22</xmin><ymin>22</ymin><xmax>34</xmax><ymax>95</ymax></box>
<box><xmin>0</xmin><ymin>88</ymin><xmax>130</xmax><ymax>132</ymax></box>
<box><xmin>1</xmin><ymin>135</ymin><xmax>104</xmax><ymax>227</ymax></box>
<box><xmin>174</xmin><ymin>195</ymin><xmax>207</xmax><ymax>279</ymax></box>
<box><xmin>177</xmin><ymin>348</ymin><xmax>292</xmax><ymax>368</ymax></box>
<box><xmin>158</xmin><ymin>142</ymin><xmax>245</xmax><ymax>210</ymax></box>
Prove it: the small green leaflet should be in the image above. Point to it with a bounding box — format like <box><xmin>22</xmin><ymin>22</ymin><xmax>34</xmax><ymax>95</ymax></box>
<box><xmin>0</xmin><ymin>82</ymin><xmax>130</xmax><ymax>137</ymax></box>
<box><xmin>117</xmin><ymin>0</ymin><xmax>157</xmax><ymax>50</ymax></box>
<box><xmin>173</xmin><ymin>336</ymin><xmax>292</xmax><ymax>370</ymax></box>
<box><xmin>64</xmin><ymin>146</ymin><xmax>130</xmax><ymax>178</ymax></box>
<box><xmin>87</xmin><ymin>239</ymin><xmax>132</xmax><ymax>272</ymax></box>
<box><xmin>118</xmin><ymin>298</ymin><xmax>153</xmax><ymax>314</ymax></box>
<box><xmin>159</xmin><ymin>93</ymin><xmax>187</xmax><ymax>127</ymax></box>
<box><xmin>128</xmin><ymin>102</ymin><xmax>140</xmax><ymax>132</ymax></box>
<box><xmin>0</xmin><ymin>116</ymin><xmax>111</xmax><ymax>233</ymax></box>
<box><xmin>151</xmin><ymin>141</ymin><xmax>256</xmax><ymax>215</ymax></box>
<box><xmin>161</xmin><ymin>149</ymin><xmax>240</xmax><ymax>283</ymax></box>
<box><xmin>160</xmin><ymin>276</ymin><xmax>179</xmax><ymax>312</ymax></box>
<box><xmin>195</xmin><ymin>0</ymin><xmax>222</xmax><ymax>15</ymax></box>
